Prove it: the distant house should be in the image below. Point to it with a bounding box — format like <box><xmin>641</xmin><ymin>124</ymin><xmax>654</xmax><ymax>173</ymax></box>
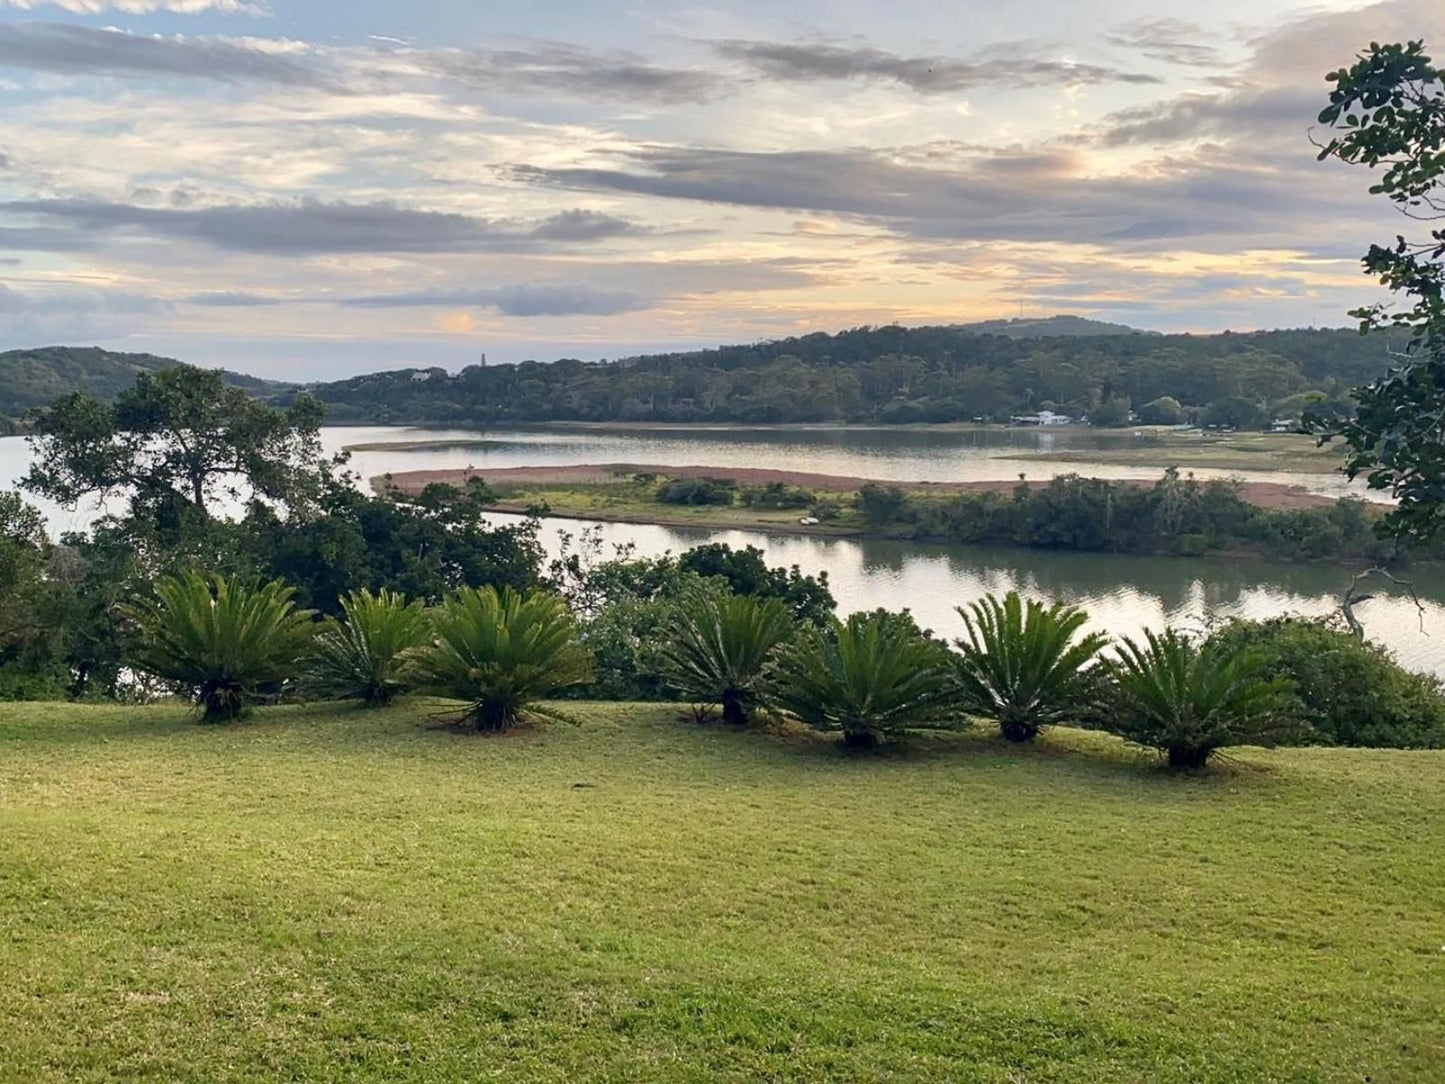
<box><xmin>1011</xmin><ymin>410</ymin><xmax>1072</xmax><ymax>426</ymax></box>
<box><xmin>1270</xmin><ymin>419</ymin><xmax>1297</xmax><ymax>433</ymax></box>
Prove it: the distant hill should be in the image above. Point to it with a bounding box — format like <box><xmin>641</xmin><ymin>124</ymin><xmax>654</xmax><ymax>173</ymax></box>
<box><xmin>296</xmin><ymin>323</ymin><xmax>1391</xmax><ymax>427</ymax></box>
<box><xmin>0</xmin><ymin>346</ymin><xmax>287</xmax><ymax>418</ymax></box>
<box><xmin>952</xmin><ymin>315</ymin><xmax>1155</xmax><ymax>338</ymax></box>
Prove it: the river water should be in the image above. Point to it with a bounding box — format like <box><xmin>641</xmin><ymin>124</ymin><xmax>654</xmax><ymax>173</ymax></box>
<box><xmin>2</xmin><ymin>426</ymin><xmax>1440</xmax><ymax>676</ymax></box>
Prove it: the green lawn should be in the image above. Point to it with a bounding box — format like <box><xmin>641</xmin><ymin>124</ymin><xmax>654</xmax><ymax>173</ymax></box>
<box><xmin>2</xmin><ymin>701</ymin><xmax>1442</xmax><ymax>1082</ymax></box>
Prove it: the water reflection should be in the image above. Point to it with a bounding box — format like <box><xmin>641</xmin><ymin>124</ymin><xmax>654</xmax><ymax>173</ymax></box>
<box><xmin>2</xmin><ymin>429</ymin><xmax>1438</xmax><ymax>676</ymax></box>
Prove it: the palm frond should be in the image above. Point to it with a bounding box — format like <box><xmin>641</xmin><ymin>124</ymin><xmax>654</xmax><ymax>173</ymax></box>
<box><xmin>301</xmin><ymin>588</ymin><xmax>429</xmax><ymax>706</ymax></box>
<box><xmin>954</xmin><ymin>592</ymin><xmax>1108</xmax><ymax>741</ymax></box>
<box><xmin>412</xmin><ymin>586</ymin><xmax>592</xmax><ymax>731</ymax></box>
<box><xmin>770</xmin><ymin>611</ymin><xmax>963</xmax><ymax>748</ymax></box>
<box><xmin>656</xmin><ymin>593</ymin><xmax>794</xmax><ymax>724</ymax></box>
<box><xmin>122</xmin><ymin>572</ymin><xmax>315</xmax><ymax>722</ymax></box>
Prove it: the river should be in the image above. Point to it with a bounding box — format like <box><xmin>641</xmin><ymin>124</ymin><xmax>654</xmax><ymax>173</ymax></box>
<box><xmin>2</xmin><ymin>425</ymin><xmax>1440</xmax><ymax>676</ymax></box>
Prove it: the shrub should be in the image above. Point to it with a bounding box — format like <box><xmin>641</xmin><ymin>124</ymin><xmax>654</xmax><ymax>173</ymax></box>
<box><xmin>656</xmin><ymin>477</ymin><xmax>736</xmax><ymax>506</ymax></box>
<box><xmin>301</xmin><ymin>588</ymin><xmax>429</xmax><ymax>706</ymax></box>
<box><xmin>1107</xmin><ymin>629</ymin><xmax>1294</xmax><ymax>769</ymax></box>
<box><xmin>741</xmin><ymin>482</ymin><xmax>815</xmax><ymax>509</ymax></box>
<box><xmin>123</xmin><ymin>572</ymin><xmax>315</xmax><ymax>722</ymax></box>
<box><xmin>414</xmin><ymin>586</ymin><xmax>592</xmax><ymax>731</ymax></box>
<box><xmin>954</xmin><ymin>592</ymin><xmax>1108</xmax><ymax>742</ymax></box>
<box><xmin>678</xmin><ymin>543</ymin><xmax>835</xmax><ymax>625</ymax></box>
<box><xmin>656</xmin><ymin>594</ymin><xmax>794</xmax><ymax>724</ymax></box>
<box><xmin>1205</xmin><ymin>617</ymin><xmax>1445</xmax><ymax>748</ymax></box>
<box><xmin>770</xmin><ymin>610</ymin><xmax>961</xmax><ymax>748</ymax></box>
<box><xmin>572</xmin><ymin>573</ymin><xmax>732</xmax><ymax>702</ymax></box>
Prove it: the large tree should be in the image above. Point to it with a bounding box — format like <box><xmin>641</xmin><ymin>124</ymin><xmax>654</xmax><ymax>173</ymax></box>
<box><xmin>23</xmin><ymin>365</ymin><xmax>332</xmax><ymax>532</ymax></box>
<box><xmin>1316</xmin><ymin>41</ymin><xmax>1445</xmax><ymax>545</ymax></box>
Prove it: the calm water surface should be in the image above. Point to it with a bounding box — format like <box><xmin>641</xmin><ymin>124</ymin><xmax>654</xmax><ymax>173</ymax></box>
<box><xmin>2</xmin><ymin>427</ymin><xmax>1438</xmax><ymax>676</ymax></box>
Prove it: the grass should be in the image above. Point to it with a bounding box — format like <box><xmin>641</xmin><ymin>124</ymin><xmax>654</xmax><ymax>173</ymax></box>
<box><xmin>2</xmin><ymin>700</ymin><xmax>1443</xmax><ymax>1082</ymax></box>
<box><xmin>1008</xmin><ymin>431</ymin><xmax>1347</xmax><ymax>474</ymax></box>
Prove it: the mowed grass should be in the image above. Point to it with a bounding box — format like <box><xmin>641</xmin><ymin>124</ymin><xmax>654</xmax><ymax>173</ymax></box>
<box><xmin>2</xmin><ymin>702</ymin><xmax>1443</xmax><ymax>1082</ymax></box>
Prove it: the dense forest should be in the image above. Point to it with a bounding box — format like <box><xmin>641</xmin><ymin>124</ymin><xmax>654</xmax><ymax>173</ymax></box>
<box><xmin>1</xmin><ymin>322</ymin><xmax>1400</xmax><ymax>428</ymax></box>
<box><xmin>304</xmin><ymin>325</ymin><xmax>1394</xmax><ymax>426</ymax></box>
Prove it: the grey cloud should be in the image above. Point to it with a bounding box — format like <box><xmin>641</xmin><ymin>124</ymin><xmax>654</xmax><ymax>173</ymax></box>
<box><xmin>186</xmin><ymin>291</ymin><xmax>287</xmax><ymax>306</ymax></box>
<box><xmin>713</xmin><ymin>39</ymin><xmax>1161</xmax><ymax>92</ymax></box>
<box><xmin>1090</xmin><ymin>87</ymin><xmax>1320</xmax><ymax>147</ymax></box>
<box><xmin>426</xmin><ymin>42</ymin><xmax>721</xmax><ymax>103</ymax></box>
<box><xmin>1105</xmin><ymin>19</ymin><xmax>1222</xmax><ymax>68</ymax></box>
<box><xmin>343</xmin><ymin>283</ymin><xmax>650</xmax><ymax>317</ymax></box>
<box><xmin>2</xmin><ymin>198</ymin><xmax>644</xmax><ymax>255</ymax></box>
<box><xmin>515</xmin><ymin>144</ymin><xmax>1362</xmax><ymax>249</ymax></box>
<box><xmin>0</xmin><ymin>22</ymin><xmax>339</xmax><ymax>89</ymax></box>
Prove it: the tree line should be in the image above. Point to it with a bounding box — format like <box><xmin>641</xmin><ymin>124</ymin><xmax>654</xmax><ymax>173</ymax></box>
<box><xmin>301</xmin><ymin>327</ymin><xmax>1390</xmax><ymax>427</ymax></box>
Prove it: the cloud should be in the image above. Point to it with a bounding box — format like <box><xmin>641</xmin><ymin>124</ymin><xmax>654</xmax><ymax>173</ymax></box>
<box><xmin>343</xmin><ymin>283</ymin><xmax>650</xmax><ymax>317</ymax></box>
<box><xmin>424</xmin><ymin>41</ymin><xmax>721</xmax><ymax>103</ymax></box>
<box><xmin>0</xmin><ymin>282</ymin><xmax>166</xmax><ymax>344</ymax></box>
<box><xmin>0</xmin><ymin>22</ymin><xmax>333</xmax><ymax>88</ymax></box>
<box><xmin>514</xmin><ymin>144</ymin><xmax>1360</xmax><ymax>251</ymax></box>
<box><xmin>2</xmin><ymin>198</ymin><xmax>645</xmax><ymax>254</ymax></box>
<box><xmin>0</xmin><ymin>1</ymin><xmax>266</xmax><ymax>13</ymax></box>
<box><xmin>1105</xmin><ymin>19</ymin><xmax>1222</xmax><ymax>68</ymax></box>
<box><xmin>185</xmin><ymin>291</ymin><xmax>286</xmax><ymax>306</ymax></box>
<box><xmin>713</xmin><ymin>39</ymin><xmax>1161</xmax><ymax>92</ymax></box>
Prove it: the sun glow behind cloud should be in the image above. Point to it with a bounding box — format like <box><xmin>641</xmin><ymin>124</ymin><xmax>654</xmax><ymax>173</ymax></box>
<box><xmin>0</xmin><ymin>0</ymin><xmax>1439</xmax><ymax>377</ymax></box>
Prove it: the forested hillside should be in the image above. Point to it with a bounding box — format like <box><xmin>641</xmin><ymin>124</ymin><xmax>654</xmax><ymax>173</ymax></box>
<box><xmin>304</xmin><ymin>325</ymin><xmax>1397</xmax><ymax>426</ymax></box>
<box><xmin>4</xmin><ymin>324</ymin><xmax>1400</xmax><ymax>428</ymax></box>
<box><xmin>0</xmin><ymin>347</ymin><xmax>284</xmax><ymax>418</ymax></box>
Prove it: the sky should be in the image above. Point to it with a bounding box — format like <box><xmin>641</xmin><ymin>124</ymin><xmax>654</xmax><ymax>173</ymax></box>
<box><xmin>0</xmin><ymin>0</ymin><xmax>1442</xmax><ymax>379</ymax></box>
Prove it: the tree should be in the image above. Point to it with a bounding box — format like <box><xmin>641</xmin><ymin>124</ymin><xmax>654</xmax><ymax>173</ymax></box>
<box><xmin>1315</xmin><ymin>41</ymin><xmax>1445</xmax><ymax>544</ymax></box>
<box><xmin>1088</xmin><ymin>396</ymin><xmax>1132</xmax><ymax>427</ymax></box>
<box><xmin>677</xmin><ymin>543</ymin><xmax>834</xmax><ymax>625</ymax></box>
<box><xmin>24</xmin><ymin>365</ymin><xmax>332</xmax><ymax>533</ymax></box>
<box><xmin>855</xmin><ymin>483</ymin><xmax>910</xmax><ymax>526</ymax></box>
<box><xmin>1201</xmin><ymin>396</ymin><xmax>1267</xmax><ymax>430</ymax></box>
<box><xmin>1137</xmin><ymin>396</ymin><xmax>1187</xmax><ymax>425</ymax></box>
<box><xmin>954</xmin><ymin>592</ymin><xmax>1109</xmax><ymax>742</ymax></box>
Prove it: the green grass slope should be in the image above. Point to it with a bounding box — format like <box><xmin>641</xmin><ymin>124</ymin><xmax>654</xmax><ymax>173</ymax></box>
<box><xmin>2</xmin><ymin>701</ymin><xmax>1442</xmax><ymax>1082</ymax></box>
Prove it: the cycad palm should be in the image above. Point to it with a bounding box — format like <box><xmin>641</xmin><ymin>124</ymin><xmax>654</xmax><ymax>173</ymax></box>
<box><xmin>657</xmin><ymin>593</ymin><xmax>794</xmax><ymax>724</ymax></box>
<box><xmin>770</xmin><ymin>610</ymin><xmax>961</xmax><ymax>748</ymax></box>
<box><xmin>123</xmin><ymin>572</ymin><xmax>315</xmax><ymax>722</ymax></box>
<box><xmin>414</xmin><ymin>586</ymin><xmax>592</xmax><ymax>730</ymax></box>
<box><xmin>1109</xmin><ymin>629</ymin><xmax>1291</xmax><ymax>769</ymax></box>
<box><xmin>303</xmin><ymin>588</ymin><xmax>429</xmax><ymax>706</ymax></box>
<box><xmin>955</xmin><ymin>592</ymin><xmax>1108</xmax><ymax>742</ymax></box>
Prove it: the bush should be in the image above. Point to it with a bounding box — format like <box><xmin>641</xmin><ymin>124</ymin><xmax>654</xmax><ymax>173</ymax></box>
<box><xmin>954</xmin><ymin>592</ymin><xmax>1108</xmax><ymax>742</ymax></box>
<box><xmin>656</xmin><ymin>477</ymin><xmax>736</xmax><ymax>506</ymax></box>
<box><xmin>1138</xmin><ymin>396</ymin><xmax>1187</xmax><ymax>425</ymax></box>
<box><xmin>657</xmin><ymin>594</ymin><xmax>795</xmax><ymax>724</ymax></box>
<box><xmin>572</xmin><ymin>572</ymin><xmax>732</xmax><ymax>702</ymax></box>
<box><xmin>742</xmin><ymin>482</ymin><xmax>815</xmax><ymax>509</ymax></box>
<box><xmin>301</xmin><ymin>588</ymin><xmax>429</xmax><ymax>706</ymax></box>
<box><xmin>1205</xmin><ymin>617</ymin><xmax>1445</xmax><ymax>748</ymax></box>
<box><xmin>414</xmin><ymin>586</ymin><xmax>592</xmax><ymax>731</ymax></box>
<box><xmin>678</xmin><ymin>543</ymin><xmax>835</xmax><ymax>625</ymax></box>
<box><xmin>770</xmin><ymin>610</ymin><xmax>962</xmax><ymax>748</ymax></box>
<box><xmin>122</xmin><ymin>573</ymin><xmax>315</xmax><ymax>722</ymax></box>
<box><xmin>1107</xmin><ymin>630</ymin><xmax>1294</xmax><ymax>769</ymax></box>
